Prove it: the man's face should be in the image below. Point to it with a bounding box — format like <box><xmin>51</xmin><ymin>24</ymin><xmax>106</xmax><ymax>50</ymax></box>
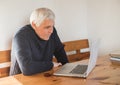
<box><xmin>33</xmin><ymin>19</ymin><xmax>54</xmax><ymax>40</ymax></box>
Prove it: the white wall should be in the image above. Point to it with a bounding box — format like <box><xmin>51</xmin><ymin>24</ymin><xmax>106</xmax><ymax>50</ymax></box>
<box><xmin>53</xmin><ymin>0</ymin><xmax>88</xmax><ymax>42</ymax></box>
<box><xmin>0</xmin><ymin>0</ymin><xmax>120</xmax><ymax>56</ymax></box>
<box><xmin>87</xmin><ymin>0</ymin><xmax>120</xmax><ymax>55</ymax></box>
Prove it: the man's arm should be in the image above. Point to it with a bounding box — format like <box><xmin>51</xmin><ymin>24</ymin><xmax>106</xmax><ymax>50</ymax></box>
<box><xmin>12</xmin><ymin>33</ymin><xmax>53</xmax><ymax>75</ymax></box>
<box><xmin>53</xmin><ymin>28</ymin><xmax>69</xmax><ymax>64</ymax></box>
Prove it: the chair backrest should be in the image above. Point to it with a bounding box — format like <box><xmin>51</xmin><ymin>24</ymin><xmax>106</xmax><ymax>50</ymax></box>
<box><xmin>63</xmin><ymin>39</ymin><xmax>90</xmax><ymax>62</ymax></box>
<box><xmin>53</xmin><ymin>39</ymin><xmax>90</xmax><ymax>62</ymax></box>
<box><xmin>0</xmin><ymin>50</ymin><xmax>11</xmax><ymax>78</ymax></box>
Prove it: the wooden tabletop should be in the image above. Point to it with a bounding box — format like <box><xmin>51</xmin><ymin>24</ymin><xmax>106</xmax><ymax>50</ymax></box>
<box><xmin>1</xmin><ymin>55</ymin><xmax>120</xmax><ymax>85</ymax></box>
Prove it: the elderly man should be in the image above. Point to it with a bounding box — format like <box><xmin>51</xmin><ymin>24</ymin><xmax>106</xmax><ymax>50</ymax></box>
<box><xmin>10</xmin><ymin>8</ymin><xmax>68</xmax><ymax>76</ymax></box>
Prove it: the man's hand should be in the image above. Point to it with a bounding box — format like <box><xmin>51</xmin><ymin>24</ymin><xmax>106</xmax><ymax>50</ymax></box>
<box><xmin>53</xmin><ymin>62</ymin><xmax>62</xmax><ymax>67</ymax></box>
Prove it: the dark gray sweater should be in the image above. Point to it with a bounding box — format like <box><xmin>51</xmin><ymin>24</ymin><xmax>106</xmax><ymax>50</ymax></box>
<box><xmin>10</xmin><ymin>25</ymin><xmax>68</xmax><ymax>76</ymax></box>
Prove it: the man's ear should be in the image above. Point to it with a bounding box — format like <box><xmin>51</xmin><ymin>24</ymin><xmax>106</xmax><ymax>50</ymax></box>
<box><xmin>31</xmin><ymin>22</ymin><xmax>36</xmax><ymax>29</ymax></box>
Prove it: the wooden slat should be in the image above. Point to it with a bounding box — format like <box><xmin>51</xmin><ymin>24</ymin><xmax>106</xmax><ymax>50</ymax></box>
<box><xmin>63</xmin><ymin>39</ymin><xmax>89</xmax><ymax>51</ymax></box>
<box><xmin>0</xmin><ymin>67</ymin><xmax>10</xmax><ymax>78</ymax></box>
<box><xmin>0</xmin><ymin>50</ymin><xmax>11</xmax><ymax>78</ymax></box>
<box><xmin>68</xmin><ymin>52</ymin><xmax>90</xmax><ymax>62</ymax></box>
<box><xmin>0</xmin><ymin>50</ymin><xmax>11</xmax><ymax>63</ymax></box>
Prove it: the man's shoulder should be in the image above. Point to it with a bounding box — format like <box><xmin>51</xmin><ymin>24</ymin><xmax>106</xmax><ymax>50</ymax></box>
<box><xmin>20</xmin><ymin>24</ymin><xmax>32</xmax><ymax>31</ymax></box>
<box><xmin>14</xmin><ymin>24</ymin><xmax>33</xmax><ymax>37</ymax></box>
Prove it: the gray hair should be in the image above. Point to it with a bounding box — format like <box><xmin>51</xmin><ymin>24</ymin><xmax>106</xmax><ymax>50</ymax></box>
<box><xmin>30</xmin><ymin>8</ymin><xmax>55</xmax><ymax>27</ymax></box>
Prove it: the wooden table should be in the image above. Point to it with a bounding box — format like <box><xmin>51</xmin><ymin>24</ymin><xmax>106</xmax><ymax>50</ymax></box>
<box><xmin>1</xmin><ymin>55</ymin><xmax>120</xmax><ymax>85</ymax></box>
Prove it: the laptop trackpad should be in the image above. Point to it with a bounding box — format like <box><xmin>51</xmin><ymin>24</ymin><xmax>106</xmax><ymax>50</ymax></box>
<box><xmin>70</xmin><ymin>65</ymin><xmax>88</xmax><ymax>74</ymax></box>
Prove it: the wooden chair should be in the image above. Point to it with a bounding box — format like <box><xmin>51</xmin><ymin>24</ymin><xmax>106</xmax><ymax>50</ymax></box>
<box><xmin>53</xmin><ymin>39</ymin><xmax>90</xmax><ymax>62</ymax></box>
<box><xmin>0</xmin><ymin>50</ymin><xmax>11</xmax><ymax>78</ymax></box>
<box><xmin>63</xmin><ymin>39</ymin><xmax>90</xmax><ymax>62</ymax></box>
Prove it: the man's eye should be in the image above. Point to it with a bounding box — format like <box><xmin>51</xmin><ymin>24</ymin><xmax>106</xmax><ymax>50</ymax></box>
<box><xmin>46</xmin><ymin>27</ymin><xmax>50</xmax><ymax>29</ymax></box>
<box><xmin>45</xmin><ymin>26</ymin><xmax>50</xmax><ymax>29</ymax></box>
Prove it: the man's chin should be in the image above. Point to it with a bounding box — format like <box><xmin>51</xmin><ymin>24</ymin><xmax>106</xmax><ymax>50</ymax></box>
<box><xmin>43</xmin><ymin>37</ymin><xmax>50</xmax><ymax>41</ymax></box>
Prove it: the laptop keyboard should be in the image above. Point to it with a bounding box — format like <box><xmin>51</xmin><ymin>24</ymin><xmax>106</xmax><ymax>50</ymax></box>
<box><xmin>70</xmin><ymin>65</ymin><xmax>88</xmax><ymax>74</ymax></box>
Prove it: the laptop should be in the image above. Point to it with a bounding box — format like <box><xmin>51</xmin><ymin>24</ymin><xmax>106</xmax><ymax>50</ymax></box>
<box><xmin>53</xmin><ymin>40</ymin><xmax>99</xmax><ymax>78</ymax></box>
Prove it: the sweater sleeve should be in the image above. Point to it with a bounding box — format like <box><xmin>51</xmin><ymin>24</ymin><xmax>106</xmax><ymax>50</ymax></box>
<box><xmin>13</xmin><ymin>33</ymin><xmax>53</xmax><ymax>75</ymax></box>
<box><xmin>53</xmin><ymin>28</ymin><xmax>69</xmax><ymax>64</ymax></box>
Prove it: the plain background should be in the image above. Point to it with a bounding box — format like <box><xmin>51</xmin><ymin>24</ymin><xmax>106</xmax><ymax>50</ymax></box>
<box><xmin>0</xmin><ymin>0</ymin><xmax>120</xmax><ymax>56</ymax></box>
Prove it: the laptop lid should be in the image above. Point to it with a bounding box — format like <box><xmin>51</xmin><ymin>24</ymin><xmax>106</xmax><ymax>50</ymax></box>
<box><xmin>86</xmin><ymin>39</ymin><xmax>99</xmax><ymax>76</ymax></box>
